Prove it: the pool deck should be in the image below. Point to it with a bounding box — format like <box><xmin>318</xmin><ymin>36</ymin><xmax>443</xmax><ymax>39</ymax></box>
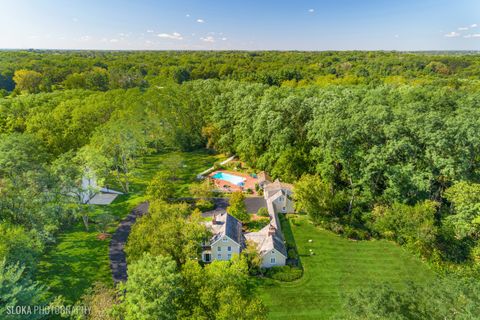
<box><xmin>209</xmin><ymin>169</ymin><xmax>258</xmax><ymax>194</ymax></box>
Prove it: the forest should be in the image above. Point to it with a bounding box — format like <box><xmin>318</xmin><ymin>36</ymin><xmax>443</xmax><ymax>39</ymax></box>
<box><xmin>1</xmin><ymin>50</ymin><xmax>480</xmax><ymax>319</ymax></box>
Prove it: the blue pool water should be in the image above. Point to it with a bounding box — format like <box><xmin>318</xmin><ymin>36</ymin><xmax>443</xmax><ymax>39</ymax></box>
<box><xmin>212</xmin><ymin>172</ymin><xmax>246</xmax><ymax>186</ymax></box>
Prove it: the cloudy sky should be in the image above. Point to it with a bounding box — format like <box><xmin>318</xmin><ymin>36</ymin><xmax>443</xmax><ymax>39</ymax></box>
<box><xmin>1</xmin><ymin>0</ymin><xmax>479</xmax><ymax>50</ymax></box>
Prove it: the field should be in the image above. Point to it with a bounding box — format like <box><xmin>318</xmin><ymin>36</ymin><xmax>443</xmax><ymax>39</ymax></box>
<box><xmin>258</xmin><ymin>215</ymin><xmax>436</xmax><ymax>320</ymax></box>
<box><xmin>36</xmin><ymin>150</ymin><xmax>224</xmax><ymax>303</ymax></box>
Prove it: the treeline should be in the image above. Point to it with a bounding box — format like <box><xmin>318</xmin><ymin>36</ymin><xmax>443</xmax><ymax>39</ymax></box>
<box><xmin>2</xmin><ymin>50</ymin><xmax>480</xmax><ymax>96</ymax></box>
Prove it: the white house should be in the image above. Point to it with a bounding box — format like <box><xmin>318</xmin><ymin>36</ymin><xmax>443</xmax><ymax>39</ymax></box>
<box><xmin>79</xmin><ymin>174</ymin><xmax>123</xmax><ymax>205</ymax></box>
<box><xmin>202</xmin><ymin>173</ymin><xmax>293</xmax><ymax>268</ymax></box>
<box><xmin>202</xmin><ymin>213</ymin><xmax>244</xmax><ymax>263</ymax></box>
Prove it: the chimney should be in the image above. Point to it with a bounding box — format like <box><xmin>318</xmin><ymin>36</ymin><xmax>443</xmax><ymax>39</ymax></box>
<box><xmin>268</xmin><ymin>224</ymin><xmax>276</xmax><ymax>236</ymax></box>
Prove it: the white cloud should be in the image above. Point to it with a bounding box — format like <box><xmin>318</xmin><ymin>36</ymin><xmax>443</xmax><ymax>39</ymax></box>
<box><xmin>146</xmin><ymin>29</ymin><xmax>154</xmax><ymax>33</ymax></box>
<box><xmin>200</xmin><ymin>36</ymin><xmax>215</xmax><ymax>43</ymax></box>
<box><xmin>444</xmin><ymin>31</ymin><xmax>460</xmax><ymax>38</ymax></box>
<box><xmin>72</xmin><ymin>17</ymin><xmax>79</xmax><ymax>22</ymax></box>
<box><xmin>458</xmin><ymin>27</ymin><xmax>469</xmax><ymax>31</ymax></box>
<box><xmin>471</xmin><ymin>23</ymin><xmax>478</xmax><ymax>28</ymax></box>
<box><xmin>221</xmin><ymin>37</ymin><xmax>227</xmax><ymax>41</ymax></box>
<box><xmin>79</xmin><ymin>35</ymin><xmax>91</xmax><ymax>41</ymax></box>
<box><xmin>464</xmin><ymin>33</ymin><xmax>480</xmax><ymax>38</ymax></box>
<box><xmin>110</xmin><ymin>39</ymin><xmax>119</xmax><ymax>43</ymax></box>
<box><xmin>186</xmin><ymin>14</ymin><xmax>190</xmax><ymax>18</ymax></box>
<box><xmin>394</xmin><ymin>34</ymin><xmax>399</xmax><ymax>38</ymax></box>
<box><xmin>197</xmin><ymin>19</ymin><xmax>205</xmax><ymax>23</ymax></box>
<box><xmin>157</xmin><ymin>32</ymin><xmax>183</xmax><ymax>40</ymax></box>
<box><xmin>308</xmin><ymin>9</ymin><xmax>314</xmax><ymax>13</ymax></box>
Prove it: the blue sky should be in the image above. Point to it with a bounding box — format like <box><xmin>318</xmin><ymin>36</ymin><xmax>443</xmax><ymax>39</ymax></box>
<box><xmin>1</xmin><ymin>0</ymin><xmax>479</xmax><ymax>50</ymax></box>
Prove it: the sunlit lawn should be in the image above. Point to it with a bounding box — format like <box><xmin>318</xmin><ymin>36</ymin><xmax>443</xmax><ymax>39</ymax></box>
<box><xmin>257</xmin><ymin>215</ymin><xmax>436</xmax><ymax>320</ymax></box>
<box><xmin>37</xmin><ymin>149</ymin><xmax>224</xmax><ymax>304</ymax></box>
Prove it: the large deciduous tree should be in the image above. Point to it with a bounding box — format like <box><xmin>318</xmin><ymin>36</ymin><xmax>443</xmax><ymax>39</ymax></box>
<box><xmin>125</xmin><ymin>202</ymin><xmax>208</xmax><ymax>266</ymax></box>
<box><xmin>444</xmin><ymin>181</ymin><xmax>480</xmax><ymax>240</ymax></box>
<box><xmin>13</xmin><ymin>69</ymin><xmax>43</xmax><ymax>94</ymax></box>
<box><xmin>118</xmin><ymin>253</ymin><xmax>182</xmax><ymax>320</ymax></box>
<box><xmin>227</xmin><ymin>191</ymin><xmax>249</xmax><ymax>222</ymax></box>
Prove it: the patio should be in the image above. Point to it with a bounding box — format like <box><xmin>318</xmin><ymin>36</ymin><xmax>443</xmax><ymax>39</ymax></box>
<box><xmin>209</xmin><ymin>169</ymin><xmax>258</xmax><ymax>194</ymax></box>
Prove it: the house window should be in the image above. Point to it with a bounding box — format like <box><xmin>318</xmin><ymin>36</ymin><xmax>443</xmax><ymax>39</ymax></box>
<box><xmin>217</xmin><ymin>254</ymin><xmax>222</xmax><ymax>259</ymax></box>
<box><xmin>279</xmin><ymin>197</ymin><xmax>283</xmax><ymax>202</ymax></box>
<box><xmin>204</xmin><ymin>253</ymin><xmax>211</xmax><ymax>262</ymax></box>
<box><xmin>227</xmin><ymin>254</ymin><xmax>232</xmax><ymax>259</ymax></box>
<box><xmin>222</xmin><ymin>237</ymin><xmax>228</xmax><ymax>242</ymax></box>
<box><xmin>282</xmin><ymin>206</ymin><xmax>286</xmax><ymax>212</ymax></box>
<box><xmin>270</xmin><ymin>257</ymin><xmax>276</xmax><ymax>264</ymax></box>
<box><xmin>217</xmin><ymin>247</ymin><xmax>221</xmax><ymax>252</ymax></box>
<box><xmin>227</xmin><ymin>246</ymin><xmax>232</xmax><ymax>252</ymax></box>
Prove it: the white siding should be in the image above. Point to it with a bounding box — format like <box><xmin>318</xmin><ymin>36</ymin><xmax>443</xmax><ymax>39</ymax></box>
<box><xmin>261</xmin><ymin>249</ymin><xmax>287</xmax><ymax>268</ymax></box>
<box><xmin>211</xmin><ymin>236</ymin><xmax>240</xmax><ymax>261</ymax></box>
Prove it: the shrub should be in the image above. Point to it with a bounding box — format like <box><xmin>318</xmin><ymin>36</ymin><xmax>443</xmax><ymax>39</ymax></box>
<box><xmin>264</xmin><ymin>266</ymin><xmax>303</xmax><ymax>282</ymax></box>
<box><xmin>245</xmin><ymin>188</ymin><xmax>253</xmax><ymax>194</ymax></box>
<box><xmin>257</xmin><ymin>207</ymin><xmax>269</xmax><ymax>217</ymax></box>
<box><xmin>196</xmin><ymin>199</ymin><xmax>215</xmax><ymax>212</ymax></box>
<box><xmin>343</xmin><ymin>226</ymin><xmax>370</xmax><ymax>240</ymax></box>
<box><xmin>328</xmin><ymin>221</ymin><xmax>344</xmax><ymax>234</ymax></box>
<box><xmin>287</xmin><ymin>248</ymin><xmax>297</xmax><ymax>260</ymax></box>
<box><xmin>213</xmin><ymin>162</ymin><xmax>223</xmax><ymax>170</ymax></box>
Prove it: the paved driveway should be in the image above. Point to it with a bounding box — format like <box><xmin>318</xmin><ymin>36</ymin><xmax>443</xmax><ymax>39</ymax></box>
<box><xmin>109</xmin><ymin>202</ymin><xmax>149</xmax><ymax>284</ymax></box>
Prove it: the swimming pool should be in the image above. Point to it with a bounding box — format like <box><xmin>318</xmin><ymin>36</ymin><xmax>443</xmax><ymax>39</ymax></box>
<box><xmin>212</xmin><ymin>172</ymin><xmax>246</xmax><ymax>186</ymax></box>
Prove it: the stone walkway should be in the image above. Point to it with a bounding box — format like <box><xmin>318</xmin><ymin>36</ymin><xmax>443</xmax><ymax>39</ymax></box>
<box><xmin>109</xmin><ymin>201</ymin><xmax>149</xmax><ymax>284</ymax></box>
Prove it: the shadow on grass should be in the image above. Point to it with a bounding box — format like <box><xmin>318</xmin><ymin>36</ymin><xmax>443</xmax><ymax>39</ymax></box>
<box><xmin>280</xmin><ymin>213</ymin><xmax>303</xmax><ymax>270</ymax></box>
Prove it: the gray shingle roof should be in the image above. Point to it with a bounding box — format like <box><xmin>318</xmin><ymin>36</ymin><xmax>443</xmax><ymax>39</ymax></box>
<box><xmin>271</xmin><ymin>232</ymin><xmax>288</xmax><ymax>257</ymax></box>
<box><xmin>224</xmin><ymin>213</ymin><xmax>243</xmax><ymax>245</ymax></box>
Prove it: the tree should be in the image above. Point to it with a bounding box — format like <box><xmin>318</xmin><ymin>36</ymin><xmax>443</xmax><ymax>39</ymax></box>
<box><xmin>146</xmin><ymin>171</ymin><xmax>175</xmax><ymax>201</ymax></box>
<box><xmin>444</xmin><ymin>181</ymin><xmax>480</xmax><ymax>240</ymax></box>
<box><xmin>344</xmin><ymin>276</ymin><xmax>480</xmax><ymax>320</ymax></box>
<box><xmin>89</xmin><ymin>110</ymin><xmax>150</xmax><ymax>193</ymax></box>
<box><xmin>0</xmin><ymin>259</ymin><xmax>49</xmax><ymax>320</ymax></box>
<box><xmin>189</xmin><ymin>178</ymin><xmax>214</xmax><ymax>199</ymax></box>
<box><xmin>13</xmin><ymin>69</ymin><xmax>42</xmax><ymax>94</ymax></box>
<box><xmin>125</xmin><ymin>202</ymin><xmax>208</xmax><ymax>266</ymax></box>
<box><xmin>118</xmin><ymin>253</ymin><xmax>182</xmax><ymax>320</ymax></box>
<box><xmin>369</xmin><ymin>201</ymin><xmax>438</xmax><ymax>258</ymax></box>
<box><xmin>241</xmin><ymin>240</ymin><xmax>263</xmax><ymax>275</ymax></box>
<box><xmin>94</xmin><ymin>213</ymin><xmax>117</xmax><ymax>235</ymax></box>
<box><xmin>73</xmin><ymin>282</ymin><xmax>116</xmax><ymax>320</ymax></box>
<box><xmin>180</xmin><ymin>257</ymin><xmax>267</xmax><ymax>319</ymax></box>
<box><xmin>293</xmin><ymin>174</ymin><xmax>347</xmax><ymax>223</ymax></box>
<box><xmin>227</xmin><ymin>191</ymin><xmax>249</xmax><ymax>222</ymax></box>
<box><xmin>0</xmin><ymin>224</ymin><xmax>42</xmax><ymax>275</ymax></box>
<box><xmin>162</xmin><ymin>154</ymin><xmax>185</xmax><ymax>180</ymax></box>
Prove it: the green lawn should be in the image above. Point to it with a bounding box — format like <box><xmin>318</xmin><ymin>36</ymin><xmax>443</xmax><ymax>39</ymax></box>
<box><xmin>37</xmin><ymin>149</ymin><xmax>224</xmax><ymax>304</ymax></box>
<box><xmin>258</xmin><ymin>215</ymin><xmax>436</xmax><ymax>320</ymax></box>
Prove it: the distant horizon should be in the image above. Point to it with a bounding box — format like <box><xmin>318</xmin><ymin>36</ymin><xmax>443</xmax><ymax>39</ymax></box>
<box><xmin>1</xmin><ymin>0</ymin><xmax>479</xmax><ymax>51</ymax></box>
<box><xmin>1</xmin><ymin>48</ymin><xmax>480</xmax><ymax>53</ymax></box>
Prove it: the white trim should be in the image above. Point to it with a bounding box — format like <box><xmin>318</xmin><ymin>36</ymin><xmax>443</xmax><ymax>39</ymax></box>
<box><xmin>210</xmin><ymin>234</ymin><xmax>240</xmax><ymax>247</ymax></box>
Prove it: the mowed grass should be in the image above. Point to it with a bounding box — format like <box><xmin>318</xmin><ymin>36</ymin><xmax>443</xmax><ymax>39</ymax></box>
<box><xmin>37</xmin><ymin>149</ymin><xmax>224</xmax><ymax>304</ymax></box>
<box><xmin>258</xmin><ymin>215</ymin><xmax>436</xmax><ymax>320</ymax></box>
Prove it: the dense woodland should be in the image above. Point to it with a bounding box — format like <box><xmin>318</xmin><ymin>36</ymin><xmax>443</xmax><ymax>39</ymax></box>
<box><xmin>1</xmin><ymin>50</ymin><xmax>480</xmax><ymax>319</ymax></box>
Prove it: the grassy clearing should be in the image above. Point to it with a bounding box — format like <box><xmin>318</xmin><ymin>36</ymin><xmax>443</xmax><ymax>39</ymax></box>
<box><xmin>258</xmin><ymin>215</ymin><xmax>436</xmax><ymax>320</ymax></box>
<box><xmin>37</xmin><ymin>149</ymin><xmax>224</xmax><ymax>303</ymax></box>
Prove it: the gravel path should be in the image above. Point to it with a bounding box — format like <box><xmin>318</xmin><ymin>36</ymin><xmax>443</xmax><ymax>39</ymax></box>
<box><xmin>109</xmin><ymin>201</ymin><xmax>149</xmax><ymax>284</ymax></box>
